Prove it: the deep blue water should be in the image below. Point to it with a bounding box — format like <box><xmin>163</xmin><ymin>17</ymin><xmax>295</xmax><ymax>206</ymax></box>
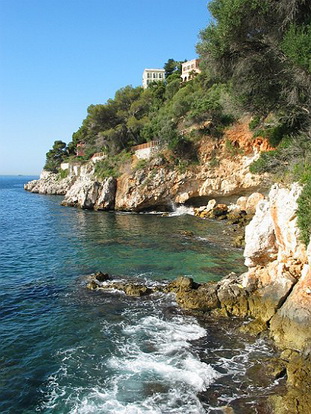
<box><xmin>0</xmin><ymin>176</ymin><xmax>280</xmax><ymax>413</ymax></box>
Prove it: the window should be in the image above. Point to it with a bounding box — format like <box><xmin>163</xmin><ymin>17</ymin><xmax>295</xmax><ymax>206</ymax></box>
<box><xmin>147</xmin><ymin>73</ymin><xmax>151</xmax><ymax>78</ymax></box>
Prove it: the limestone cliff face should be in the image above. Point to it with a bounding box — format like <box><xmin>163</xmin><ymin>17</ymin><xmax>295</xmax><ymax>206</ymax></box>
<box><xmin>242</xmin><ymin>183</ymin><xmax>311</xmax><ymax>352</ymax></box>
<box><xmin>115</xmin><ymin>152</ymin><xmax>262</xmax><ymax>210</ymax></box>
<box><xmin>25</xmin><ymin>118</ymin><xmax>270</xmax><ymax>211</ymax></box>
<box><xmin>61</xmin><ymin>176</ymin><xmax>116</xmax><ymax>210</ymax></box>
<box><xmin>24</xmin><ymin>163</ymin><xmax>117</xmax><ymax>210</ymax></box>
<box><xmin>115</xmin><ymin>120</ymin><xmax>268</xmax><ymax>210</ymax></box>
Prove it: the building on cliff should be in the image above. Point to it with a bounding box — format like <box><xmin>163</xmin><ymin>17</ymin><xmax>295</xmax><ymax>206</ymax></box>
<box><xmin>142</xmin><ymin>69</ymin><xmax>165</xmax><ymax>89</ymax></box>
<box><xmin>181</xmin><ymin>59</ymin><xmax>201</xmax><ymax>82</ymax></box>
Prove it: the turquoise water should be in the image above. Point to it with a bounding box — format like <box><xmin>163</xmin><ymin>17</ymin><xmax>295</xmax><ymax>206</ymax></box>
<box><xmin>0</xmin><ymin>176</ymin><xmax>280</xmax><ymax>413</ymax></box>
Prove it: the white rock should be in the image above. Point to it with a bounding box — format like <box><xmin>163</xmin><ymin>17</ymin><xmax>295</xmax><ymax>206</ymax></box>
<box><xmin>244</xmin><ymin>200</ymin><xmax>278</xmax><ymax>267</ymax></box>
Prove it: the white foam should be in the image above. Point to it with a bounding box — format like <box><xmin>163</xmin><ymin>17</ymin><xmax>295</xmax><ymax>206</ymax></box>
<box><xmin>68</xmin><ymin>388</ymin><xmax>207</xmax><ymax>414</ymax></box>
<box><xmin>40</xmin><ymin>313</ymin><xmax>218</xmax><ymax>413</ymax></box>
<box><xmin>109</xmin><ymin>314</ymin><xmax>219</xmax><ymax>395</ymax></box>
<box><xmin>168</xmin><ymin>205</ymin><xmax>194</xmax><ymax>216</ymax></box>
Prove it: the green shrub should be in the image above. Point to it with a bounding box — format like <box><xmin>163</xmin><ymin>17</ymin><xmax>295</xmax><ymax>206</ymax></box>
<box><xmin>94</xmin><ymin>151</ymin><xmax>132</xmax><ymax>180</ymax></box>
<box><xmin>57</xmin><ymin>169</ymin><xmax>69</xmax><ymax>180</ymax></box>
<box><xmin>297</xmin><ymin>180</ymin><xmax>311</xmax><ymax>245</ymax></box>
<box><xmin>94</xmin><ymin>159</ymin><xmax>120</xmax><ymax>179</ymax></box>
<box><xmin>252</xmin><ymin>124</ymin><xmax>292</xmax><ymax>147</ymax></box>
<box><xmin>249</xmin><ymin>150</ymin><xmax>277</xmax><ymax>174</ymax></box>
<box><xmin>134</xmin><ymin>159</ymin><xmax>148</xmax><ymax>171</ymax></box>
<box><xmin>249</xmin><ymin>116</ymin><xmax>261</xmax><ymax>130</ymax></box>
<box><xmin>168</xmin><ymin>135</ymin><xmax>198</xmax><ymax>163</ymax></box>
<box><xmin>224</xmin><ymin>139</ymin><xmax>243</xmax><ymax>157</ymax></box>
<box><xmin>209</xmin><ymin>157</ymin><xmax>220</xmax><ymax>168</ymax></box>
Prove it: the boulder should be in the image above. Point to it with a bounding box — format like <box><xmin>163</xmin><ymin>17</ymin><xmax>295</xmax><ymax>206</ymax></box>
<box><xmin>270</xmin><ymin>353</ymin><xmax>311</xmax><ymax>414</ymax></box>
<box><xmin>166</xmin><ymin>276</ymin><xmax>199</xmax><ymax>293</ymax></box>
<box><xmin>175</xmin><ymin>283</ymin><xmax>220</xmax><ymax>311</ymax></box>
<box><xmin>124</xmin><ymin>285</ymin><xmax>153</xmax><ymax>297</ymax></box>
<box><xmin>217</xmin><ymin>273</ymin><xmax>249</xmax><ymax>317</ymax></box>
<box><xmin>235</xmin><ymin>196</ymin><xmax>248</xmax><ymax>211</ymax></box>
<box><xmin>94</xmin><ymin>272</ymin><xmax>111</xmax><ymax>282</ymax></box>
<box><xmin>245</xmin><ymin>192</ymin><xmax>264</xmax><ymax>213</ymax></box>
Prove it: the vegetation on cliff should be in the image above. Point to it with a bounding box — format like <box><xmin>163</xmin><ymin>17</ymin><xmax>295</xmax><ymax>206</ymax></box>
<box><xmin>44</xmin><ymin>0</ymin><xmax>311</xmax><ymax>241</ymax></box>
<box><xmin>197</xmin><ymin>0</ymin><xmax>311</xmax><ymax>243</ymax></box>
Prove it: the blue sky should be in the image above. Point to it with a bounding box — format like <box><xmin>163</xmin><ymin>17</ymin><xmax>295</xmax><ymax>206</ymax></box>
<box><xmin>0</xmin><ymin>0</ymin><xmax>210</xmax><ymax>175</ymax></box>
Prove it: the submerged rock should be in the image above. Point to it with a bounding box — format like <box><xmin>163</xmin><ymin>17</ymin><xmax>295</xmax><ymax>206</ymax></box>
<box><xmin>94</xmin><ymin>272</ymin><xmax>111</xmax><ymax>282</ymax></box>
<box><xmin>86</xmin><ymin>274</ymin><xmax>155</xmax><ymax>297</ymax></box>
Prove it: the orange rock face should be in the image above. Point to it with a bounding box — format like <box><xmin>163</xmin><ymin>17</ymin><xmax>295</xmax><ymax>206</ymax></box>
<box><xmin>224</xmin><ymin>117</ymin><xmax>275</xmax><ymax>154</ymax></box>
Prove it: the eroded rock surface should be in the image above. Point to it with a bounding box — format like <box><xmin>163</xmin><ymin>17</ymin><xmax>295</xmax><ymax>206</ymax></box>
<box><xmin>24</xmin><ymin>170</ymin><xmax>75</xmax><ymax>195</ymax></box>
<box><xmin>61</xmin><ymin>176</ymin><xmax>116</xmax><ymax>210</ymax></box>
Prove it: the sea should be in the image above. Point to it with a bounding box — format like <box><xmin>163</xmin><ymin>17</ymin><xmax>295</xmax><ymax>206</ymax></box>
<box><xmin>0</xmin><ymin>176</ymin><xmax>284</xmax><ymax>413</ymax></box>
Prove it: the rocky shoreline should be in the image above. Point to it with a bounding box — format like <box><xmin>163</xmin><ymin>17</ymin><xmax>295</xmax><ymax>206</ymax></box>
<box><xmin>85</xmin><ymin>182</ymin><xmax>311</xmax><ymax>413</ymax></box>
<box><xmin>25</xmin><ymin>129</ymin><xmax>311</xmax><ymax>412</ymax></box>
<box><xmin>24</xmin><ymin>122</ymin><xmax>270</xmax><ymax>212</ymax></box>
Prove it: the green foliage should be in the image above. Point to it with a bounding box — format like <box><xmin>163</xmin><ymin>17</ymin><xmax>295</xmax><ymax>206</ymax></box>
<box><xmin>209</xmin><ymin>156</ymin><xmax>220</xmax><ymax>168</ymax></box>
<box><xmin>93</xmin><ymin>151</ymin><xmax>131</xmax><ymax>180</ymax></box>
<box><xmin>164</xmin><ymin>78</ymin><xmax>181</xmax><ymax>100</ymax></box>
<box><xmin>94</xmin><ymin>158</ymin><xmax>120</xmax><ymax>180</ymax></box>
<box><xmin>70</xmin><ymin>85</ymin><xmax>147</xmax><ymax>158</ymax></box>
<box><xmin>249</xmin><ymin>132</ymin><xmax>311</xmax><ymax>193</ymax></box>
<box><xmin>297</xmin><ymin>180</ymin><xmax>311</xmax><ymax>245</ymax></box>
<box><xmin>249</xmin><ymin>150</ymin><xmax>278</xmax><ymax>174</ymax></box>
<box><xmin>57</xmin><ymin>168</ymin><xmax>69</xmax><ymax>180</ymax></box>
<box><xmin>44</xmin><ymin>140</ymin><xmax>68</xmax><ymax>172</ymax></box>
<box><xmin>282</xmin><ymin>24</ymin><xmax>311</xmax><ymax>72</ymax></box>
<box><xmin>164</xmin><ymin>58</ymin><xmax>183</xmax><ymax>77</ymax></box>
<box><xmin>224</xmin><ymin>139</ymin><xmax>243</xmax><ymax>157</ymax></box>
<box><xmin>168</xmin><ymin>134</ymin><xmax>198</xmax><ymax>163</ymax></box>
<box><xmin>249</xmin><ymin>116</ymin><xmax>261</xmax><ymax>130</ymax></box>
<box><xmin>133</xmin><ymin>159</ymin><xmax>148</xmax><ymax>171</ymax></box>
<box><xmin>253</xmin><ymin>123</ymin><xmax>293</xmax><ymax>147</ymax></box>
<box><xmin>197</xmin><ymin>0</ymin><xmax>311</xmax><ymax>130</ymax></box>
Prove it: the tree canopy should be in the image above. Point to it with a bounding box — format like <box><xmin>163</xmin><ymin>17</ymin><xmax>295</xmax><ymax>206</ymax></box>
<box><xmin>44</xmin><ymin>140</ymin><xmax>68</xmax><ymax>172</ymax></box>
<box><xmin>197</xmin><ymin>0</ymin><xmax>311</xmax><ymax>132</ymax></box>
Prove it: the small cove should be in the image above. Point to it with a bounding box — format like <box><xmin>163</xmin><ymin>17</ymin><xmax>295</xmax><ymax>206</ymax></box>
<box><xmin>0</xmin><ymin>176</ymin><xmax>283</xmax><ymax>413</ymax></box>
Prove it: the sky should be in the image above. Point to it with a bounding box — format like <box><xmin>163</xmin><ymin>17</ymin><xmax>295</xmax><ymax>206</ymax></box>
<box><xmin>0</xmin><ymin>0</ymin><xmax>210</xmax><ymax>175</ymax></box>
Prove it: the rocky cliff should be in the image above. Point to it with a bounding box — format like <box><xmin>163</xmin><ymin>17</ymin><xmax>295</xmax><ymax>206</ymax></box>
<box><xmin>26</xmin><ymin>118</ymin><xmax>311</xmax><ymax>411</ymax></box>
<box><xmin>25</xmin><ymin>119</ymin><xmax>270</xmax><ymax>211</ymax></box>
<box><xmin>86</xmin><ymin>183</ymin><xmax>311</xmax><ymax>413</ymax></box>
<box><xmin>232</xmin><ymin>183</ymin><xmax>311</xmax><ymax>413</ymax></box>
<box><xmin>241</xmin><ymin>183</ymin><xmax>311</xmax><ymax>350</ymax></box>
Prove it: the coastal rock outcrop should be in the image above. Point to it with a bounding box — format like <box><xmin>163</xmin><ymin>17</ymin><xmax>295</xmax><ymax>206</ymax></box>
<box><xmin>61</xmin><ymin>176</ymin><xmax>116</xmax><ymax>210</ymax></box>
<box><xmin>25</xmin><ymin>119</ymin><xmax>271</xmax><ymax>212</ymax></box>
<box><xmin>24</xmin><ymin>170</ymin><xmax>75</xmax><ymax>195</ymax></box>
<box><xmin>115</xmin><ymin>150</ymin><xmax>264</xmax><ymax>211</ymax></box>
<box><xmin>241</xmin><ymin>183</ymin><xmax>310</xmax><ymax>348</ymax></box>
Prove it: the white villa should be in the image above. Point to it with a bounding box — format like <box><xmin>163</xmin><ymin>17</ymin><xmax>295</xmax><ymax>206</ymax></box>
<box><xmin>142</xmin><ymin>68</ymin><xmax>165</xmax><ymax>89</ymax></box>
<box><xmin>181</xmin><ymin>59</ymin><xmax>201</xmax><ymax>82</ymax></box>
